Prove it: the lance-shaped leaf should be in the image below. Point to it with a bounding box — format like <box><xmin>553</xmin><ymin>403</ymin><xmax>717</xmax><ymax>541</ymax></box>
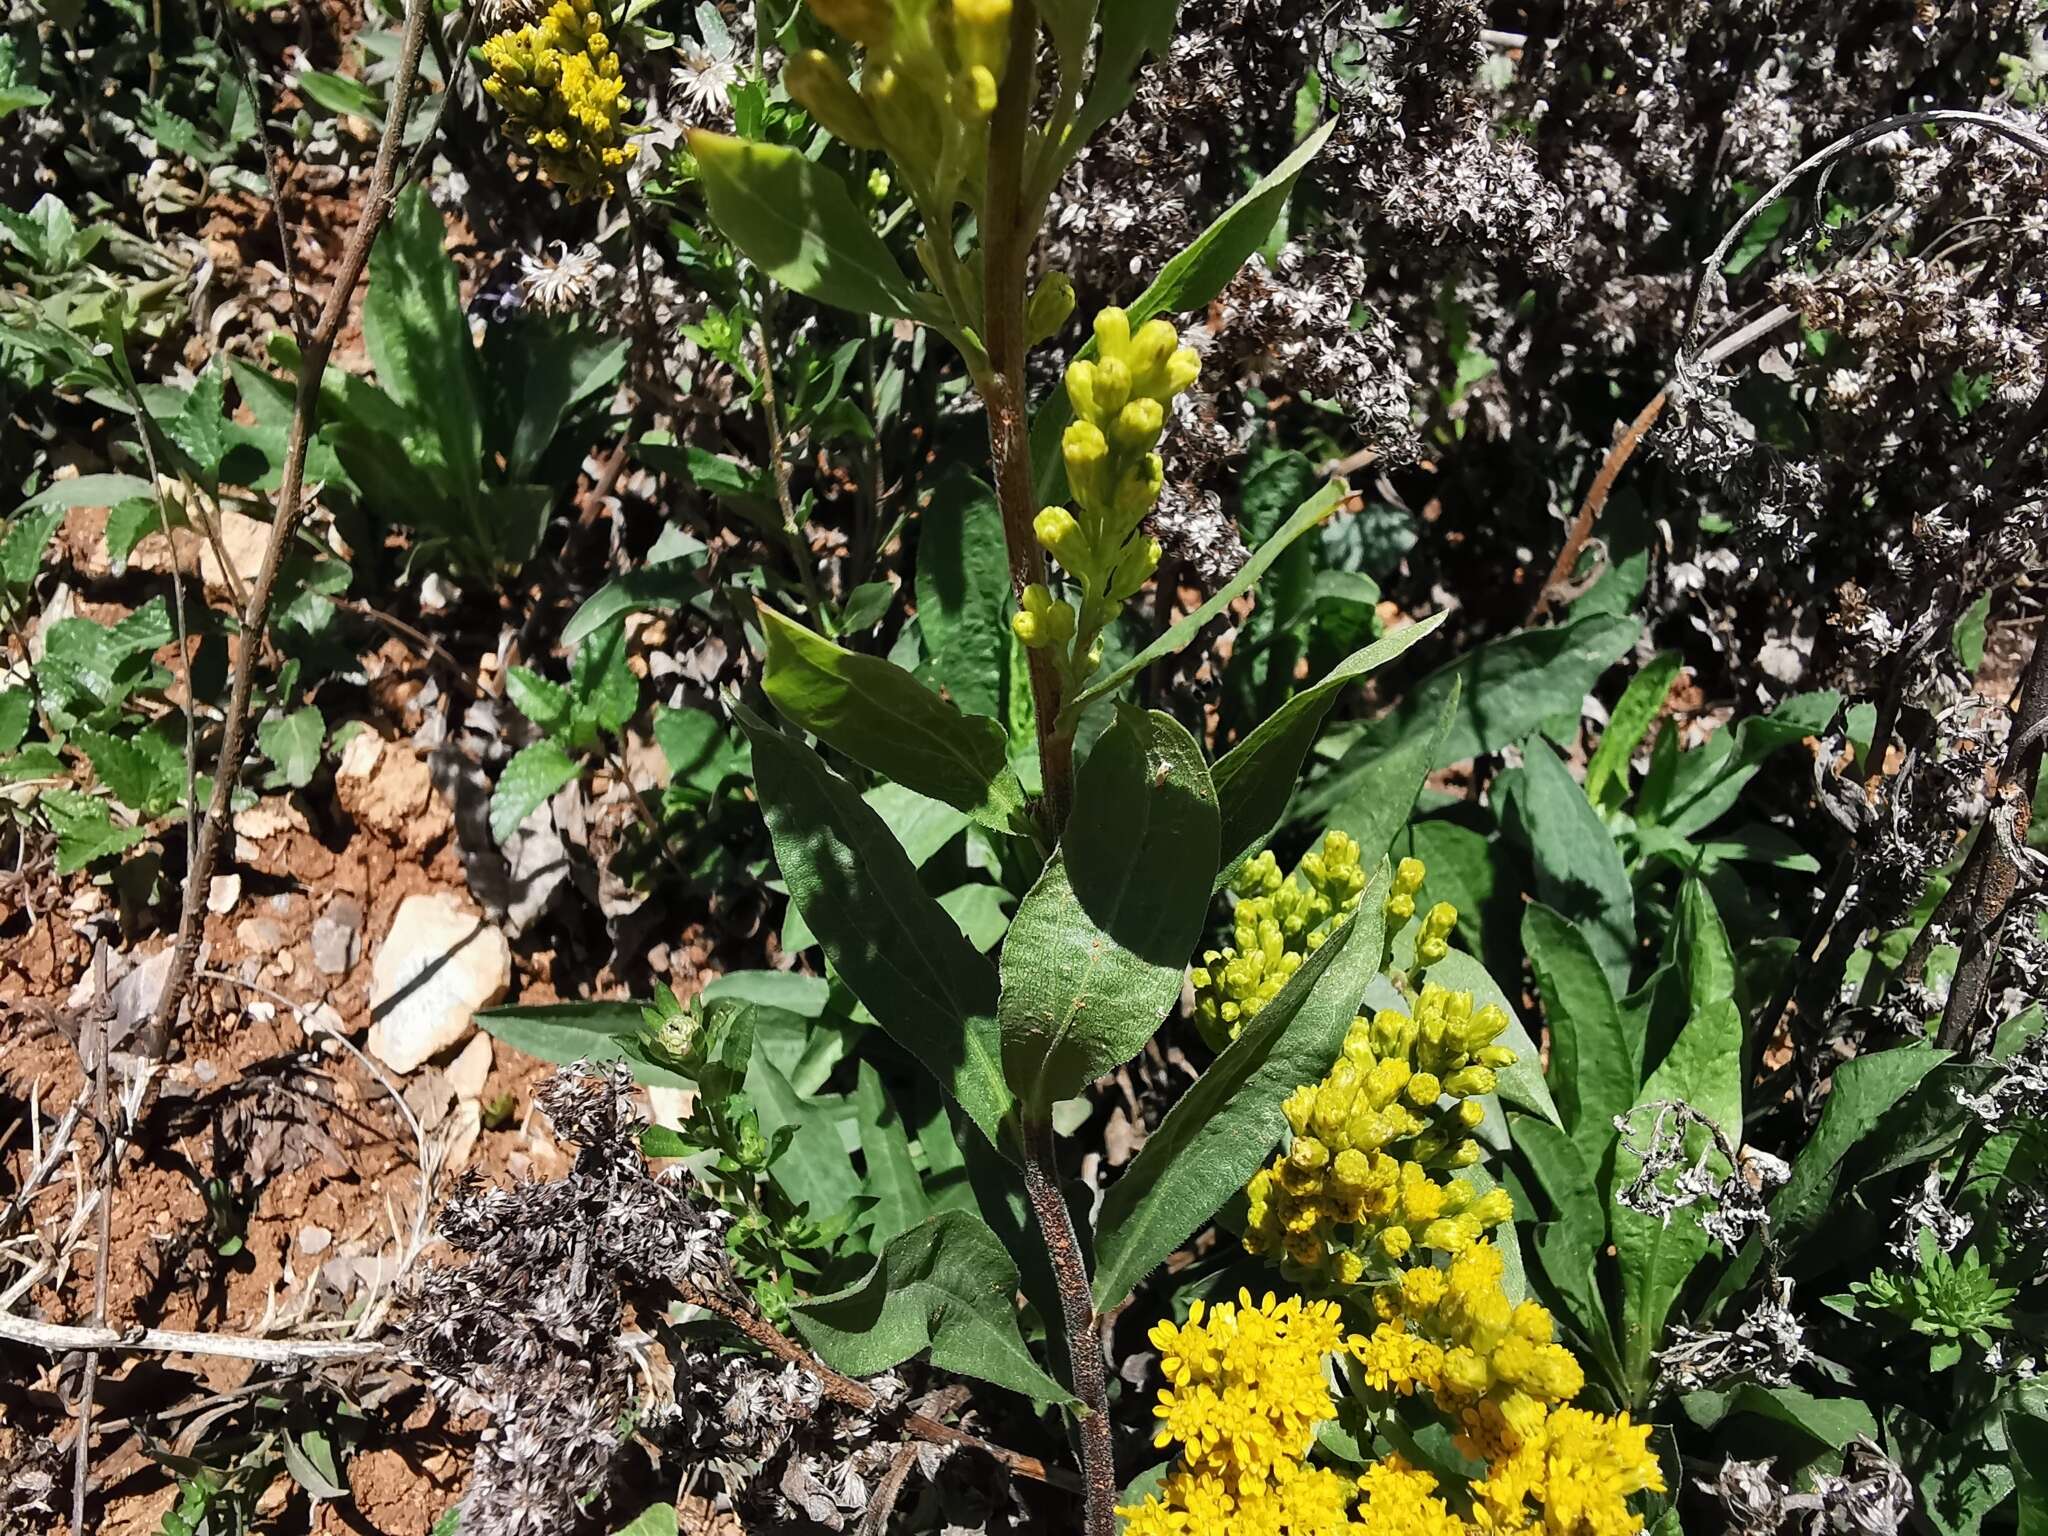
<box><xmin>1520</xmin><ymin>738</ymin><xmax>1636</xmax><ymax>998</ymax></box>
<box><xmin>740</xmin><ymin>706</ymin><xmax>1012</xmax><ymax>1147</ymax></box>
<box><xmin>1090</xmin><ymin>865</ymin><xmax>1390</xmax><ymax>1311</ymax></box>
<box><xmin>1000</xmin><ymin>709</ymin><xmax>1218</xmax><ymax>1115</ymax></box>
<box><xmin>1210</xmin><ymin>611</ymin><xmax>1446</xmax><ymax>886</ymax></box>
<box><xmin>1523</xmin><ymin>901</ymin><xmax>1638</xmax><ymax>1162</ymax></box>
<box><xmin>1034</xmin><ymin>120</ymin><xmax>1336</xmax><ymax>503</ymax></box>
<box><xmin>1610</xmin><ymin>995</ymin><xmax>1742</xmax><ymax>1400</ymax></box>
<box><xmin>790</xmin><ymin>1209</ymin><xmax>1076</xmax><ymax>1406</ymax></box>
<box><xmin>690</xmin><ymin>131</ymin><xmax>927</xmax><ymax>322</ymax></box>
<box><xmin>758</xmin><ymin>603</ymin><xmax>1030</xmax><ymax>836</ymax></box>
<box><xmin>1061</xmin><ymin>481</ymin><xmax>1347</xmax><ymax>720</ymax></box>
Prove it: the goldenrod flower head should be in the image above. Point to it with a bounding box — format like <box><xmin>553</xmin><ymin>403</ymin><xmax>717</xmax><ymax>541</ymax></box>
<box><xmin>1242</xmin><ymin>969</ymin><xmax>1519</xmax><ymax>1278</ymax></box>
<box><xmin>1353</xmin><ymin>1458</ymin><xmax>1470</xmax><ymax>1536</ymax></box>
<box><xmin>1194</xmin><ymin>832</ymin><xmax>1366</xmax><ymax>1048</ymax></box>
<box><xmin>1011</xmin><ymin>582</ymin><xmax>1074</xmax><ymax>649</ymax></box>
<box><xmin>481</xmin><ymin>0</ymin><xmax>639</xmax><ymax>201</ymax></box>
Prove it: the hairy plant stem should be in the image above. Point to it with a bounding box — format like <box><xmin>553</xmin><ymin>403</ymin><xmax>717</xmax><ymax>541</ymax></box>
<box><xmin>981</xmin><ymin>0</ymin><xmax>1072</xmax><ymax>835</ymax></box>
<box><xmin>143</xmin><ymin>0</ymin><xmax>434</xmax><ymax>1056</ymax></box>
<box><xmin>1020</xmin><ymin>1117</ymin><xmax>1114</xmax><ymax>1535</ymax></box>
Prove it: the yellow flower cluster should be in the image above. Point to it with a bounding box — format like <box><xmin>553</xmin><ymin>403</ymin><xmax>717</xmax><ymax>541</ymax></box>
<box><xmin>1242</xmin><ymin>977</ymin><xmax>1519</xmax><ymax>1281</ymax></box>
<box><xmin>1191</xmin><ymin>831</ymin><xmax>1368</xmax><ymax>1047</ymax></box>
<box><xmin>1013</xmin><ymin>305</ymin><xmax>1203</xmax><ymax>680</ymax></box>
<box><xmin>481</xmin><ymin>0</ymin><xmax>638</xmax><ymax>201</ymax></box>
<box><xmin>784</xmin><ymin>0</ymin><xmax>1013</xmax><ymax>204</ymax></box>
<box><xmin>1349</xmin><ymin>1244</ymin><xmax>1664</xmax><ymax>1536</ymax></box>
<box><xmin>1120</xmin><ymin>1290</ymin><xmax>1372</xmax><ymax>1536</ymax></box>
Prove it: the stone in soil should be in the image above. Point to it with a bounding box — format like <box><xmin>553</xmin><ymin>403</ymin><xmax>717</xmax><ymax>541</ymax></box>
<box><xmin>365</xmin><ymin>892</ymin><xmax>511</xmax><ymax>1075</ymax></box>
<box><xmin>311</xmin><ymin>896</ymin><xmax>364</xmax><ymax>977</ymax></box>
<box><xmin>445</xmin><ymin>1032</ymin><xmax>493</xmax><ymax>1102</ymax></box>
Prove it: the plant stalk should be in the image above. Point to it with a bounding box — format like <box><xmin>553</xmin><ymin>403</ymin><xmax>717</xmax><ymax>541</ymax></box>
<box><xmin>1020</xmin><ymin>1117</ymin><xmax>1115</xmax><ymax>1534</ymax></box>
<box><xmin>980</xmin><ymin>0</ymin><xmax>1072</xmax><ymax>834</ymax></box>
<box><xmin>143</xmin><ymin>0</ymin><xmax>435</xmax><ymax>1056</ymax></box>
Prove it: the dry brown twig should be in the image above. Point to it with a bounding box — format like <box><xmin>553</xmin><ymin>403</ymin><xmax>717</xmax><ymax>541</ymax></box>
<box><xmin>144</xmin><ymin>0</ymin><xmax>437</xmax><ymax>1058</ymax></box>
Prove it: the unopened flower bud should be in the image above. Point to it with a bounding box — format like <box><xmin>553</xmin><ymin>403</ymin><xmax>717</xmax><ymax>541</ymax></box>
<box><xmin>784</xmin><ymin>50</ymin><xmax>885</xmax><ymax>148</ymax></box>
<box><xmin>1062</xmin><ymin>419</ymin><xmax>1110</xmax><ymax>507</ymax></box>
<box><xmin>1033</xmin><ymin>505</ymin><xmax>1089</xmax><ymax>570</ymax></box>
<box><xmin>1011</xmin><ymin>583</ymin><xmax>1076</xmax><ymax>648</ymax></box>
<box><xmin>1027</xmin><ymin>271</ymin><xmax>1076</xmax><ymax>345</ymax></box>
<box><xmin>1110</xmin><ymin>396</ymin><xmax>1165</xmax><ymax>452</ymax></box>
<box><xmin>957</xmin><ymin>63</ymin><xmax>998</xmax><ymax>120</ymax></box>
<box><xmin>1109</xmin><ymin>535</ymin><xmax>1161</xmax><ymax>601</ymax></box>
<box><xmin>807</xmin><ymin>0</ymin><xmax>892</xmax><ymax>46</ymax></box>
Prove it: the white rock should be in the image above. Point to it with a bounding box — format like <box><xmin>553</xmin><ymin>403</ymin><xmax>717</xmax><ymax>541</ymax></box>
<box><xmin>298</xmin><ymin>1225</ymin><xmax>333</xmax><ymax>1255</ymax></box>
<box><xmin>236</xmin><ymin>916</ymin><xmax>288</xmax><ymax>955</ymax></box>
<box><xmin>445</xmin><ymin>1032</ymin><xmax>493</xmax><ymax>1102</ymax></box>
<box><xmin>207</xmin><ymin>875</ymin><xmax>242</xmax><ymax>915</ymax></box>
<box><xmin>442</xmin><ymin>1098</ymin><xmax>483</xmax><ymax>1172</ymax></box>
<box><xmin>365</xmin><ymin>893</ymin><xmax>512</xmax><ymax>1075</ymax></box>
<box><xmin>336</xmin><ymin>730</ymin><xmax>384</xmax><ymax>781</ymax></box>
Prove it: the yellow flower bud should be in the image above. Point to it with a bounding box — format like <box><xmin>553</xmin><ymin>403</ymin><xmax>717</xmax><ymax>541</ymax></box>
<box><xmin>784</xmin><ymin>50</ymin><xmax>885</xmax><ymax>148</ymax></box>
<box><xmin>1033</xmin><ymin>505</ymin><xmax>1087</xmax><ymax>569</ymax></box>
<box><xmin>1395</xmin><ymin>856</ymin><xmax>1427</xmax><ymax>895</ymax></box>
<box><xmin>957</xmin><ymin>63</ymin><xmax>999</xmax><ymax>119</ymax></box>
<box><xmin>1444</xmin><ymin>1065</ymin><xmax>1496</xmax><ymax>1099</ymax></box>
<box><xmin>1027</xmin><ymin>271</ymin><xmax>1076</xmax><ymax>345</ymax></box>
<box><xmin>1109</xmin><ymin>535</ymin><xmax>1161</xmax><ymax>601</ymax></box>
<box><xmin>1406</xmin><ymin>1071</ymin><xmax>1443</xmax><ymax>1107</ymax></box>
<box><xmin>1061</xmin><ymin>419</ymin><xmax>1110</xmax><ymax>508</ymax></box>
<box><xmin>951</xmin><ymin>0</ymin><xmax>1012</xmax><ymax>79</ymax></box>
<box><xmin>807</xmin><ymin>0</ymin><xmax>892</xmax><ymax>47</ymax></box>
<box><xmin>1093</xmin><ymin>304</ymin><xmax>1132</xmax><ymax>359</ymax></box>
<box><xmin>1160</xmin><ymin>344</ymin><xmax>1202</xmax><ymax>396</ymax></box>
<box><xmin>1475</xmin><ymin>1044</ymin><xmax>1518</xmax><ymax>1070</ymax></box>
<box><xmin>1011</xmin><ymin>582</ymin><xmax>1074</xmax><ymax>649</ymax></box>
<box><xmin>1110</xmin><ymin>396</ymin><xmax>1165</xmax><ymax>453</ymax></box>
<box><xmin>1112</xmin><ymin>451</ymin><xmax>1164</xmax><ymax>520</ymax></box>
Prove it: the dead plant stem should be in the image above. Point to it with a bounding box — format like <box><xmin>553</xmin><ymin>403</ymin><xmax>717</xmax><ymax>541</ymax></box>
<box><xmin>144</xmin><ymin>0</ymin><xmax>435</xmax><ymax>1056</ymax></box>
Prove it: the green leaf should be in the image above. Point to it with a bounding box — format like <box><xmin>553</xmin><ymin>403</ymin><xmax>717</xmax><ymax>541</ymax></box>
<box><xmin>1523</xmin><ymin>902</ymin><xmax>1637</xmax><ymax>1162</ymax></box>
<box><xmin>2014</xmin><ymin>1413</ymin><xmax>2048</xmax><ymax>1536</ymax></box>
<box><xmin>41</xmin><ymin>789</ymin><xmax>148</xmax><ymax>874</ymax></box>
<box><xmin>1063</xmin><ymin>480</ymin><xmax>1348</xmax><ymax>719</ymax></box>
<box><xmin>569</xmin><ymin>620</ymin><xmax>639</xmax><ymax>740</ymax></box>
<box><xmin>1209</xmin><ymin>612</ymin><xmax>1447</xmax><ymax>884</ymax></box>
<box><xmin>363</xmin><ymin>184</ymin><xmax>482</xmax><ymax>504</ymax></box>
<box><xmin>938</xmin><ymin>883</ymin><xmax>1012</xmax><ymax>951</ymax></box>
<box><xmin>1035</xmin><ymin>117</ymin><xmax>1332</xmax><ymax>503</ymax></box>
<box><xmin>76</xmin><ymin>726</ymin><xmax>182</xmax><ymax>817</ymax></box>
<box><xmin>1677</xmin><ymin>878</ymin><xmax>1736</xmax><ymax>1016</ymax></box>
<box><xmin>740</xmin><ymin>707</ymin><xmax>1012</xmax><ymax>1147</ymax></box>
<box><xmin>1610</xmin><ymin>996</ymin><xmax>1742</xmax><ymax>1401</ymax></box>
<box><xmin>3</xmin><ymin>498</ymin><xmax>94</xmax><ymax>589</ymax></box>
<box><xmin>505</xmin><ymin>666</ymin><xmax>574</xmax><ymax>737</ymax></box>
<box><xmin>561</xmin><ymin>556</ymin><xmax>708</xmax><ymax>651</ymax></box>
<box><xmin>1771</xmin><ymin>1044</ymin><xmax>1949</xmax><ymax>1250</ymax></box>
<box><xmin>789</xmin><ymin>1209</ymin><xmax>1075</xmax><ymax>1404</ymax></box>
<box><xmin>1421</xmin><ymin>948</ymin><xmax>1561</xmax><ymax>1128</ymax></box>
<box><xmin>165</xmin><ymin>361</ymin><xmax>230</xmax><ymax>481</ymax></box>
<box><xmin>1000</xmin><ymin>709</ymin><xmax>1218</xmax><ymax>1114</ymax></box>
<box><xmin>689</xmin><ymin>131</ymin><xmax>926</xmax><ymax>322</ymax></box>
<box><xmin>1680</xmin><ymin>1384</ymin><xmax>1879</xmax><ymax>1451</ymax></box>
<box><xmin>1952</xmin><ymin>590</ymin><xmax>1991</xmax><ymax>674</ymax></box>
<box><xmin>653</xmin><ymin>704</ymin><xmax>748</xmax><ymax>799</ymax></box>
<box><xmin>837</xmin><ymin>580</ymin><xmax>895</xmax><ymax>635</ymax></box>
<box><xmin>1091</xmin><ymin>868</ymin><xmax>1389</xmax><ymax>1311</ymax></box>
<box><xmin>257</xmin><ymin>705</ymin><xmax>324</xmax><ymax>789</ymax></box>
<box><xmin>105</xmin><ymin>496</ymin><xmax>179</xmax><ymax>566</ymax></box>
<box><xmin>1335</xmin><ymin>613</ymin><xmax>1639</xmax><ymax>771</ymax></box>
<box><xmin>758</xmin><ymin>603</ymin><xmax>1029</xmax><ymax>836</ymax></box>
<box><xmin>1298</xmin><ymin>680</ymin><xmax>1463</xmax><ymax>869</ymax></box>
<box><xmin>504</xmin><ymin>327</ymin><xmax>628</xmax><ymax>482</ymax></box>
<box><xmin>476</xmin><ymin>1001</ymin><xmax>694</xmax><ymax>1089</ymax></box>
<box><xmin>1520</xmin><ymin>739</ymin><xmax>1636</xmax><ymax>997</ymax></box>
<box><xmin>293</xmin><ymin>69</ymin><xmax>384</xmax><ymax>122</ymax></box>
<box><xmin>0</xmin><ymin>689</ymin><xmax>29</xmax><ymax>753</ymax></box>
<box><xmin>1659</xmin><ymin>690</ymin><xmax>1839</xmax><ymax>838</ymax></box>
<box><xmin>491</xmin><ymin>740</ymin><xmax>581</xmax><ymax>842</ymax></box>
<box><xmin>1513</xmin><ymin>1115</ymin><xmax>1618</xmax><ymax>1367</ymax></box>
<box><xmin>1586</xmin><ymin>652</ymin><xmax>1680</xmax><ymax>809</ymax></box>
<box><xmin>853</xmin><ymin>1061</ymin><xmax>928</xmax><ymax>1244</ymax></box>
<box><xmin>1072</xmin><ymin>0</ymin><xmax>1179</xmax><ymax>142</ymax></box>
<box><xmin>914</xmin><ymin>470</ymin><xmax>1009</xmax><ymax>720</ymax></box>
<box><xmin>609</xmin><ymin>1505</ymin><xmax>679</xmax><ymax>1536</ymax></box>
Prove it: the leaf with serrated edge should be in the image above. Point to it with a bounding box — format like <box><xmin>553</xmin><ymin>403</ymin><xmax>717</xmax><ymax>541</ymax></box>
<box><xmin>491</xmin><ymin>740</ymin><xmax>581</xmax><ymax>843</ymax></box>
